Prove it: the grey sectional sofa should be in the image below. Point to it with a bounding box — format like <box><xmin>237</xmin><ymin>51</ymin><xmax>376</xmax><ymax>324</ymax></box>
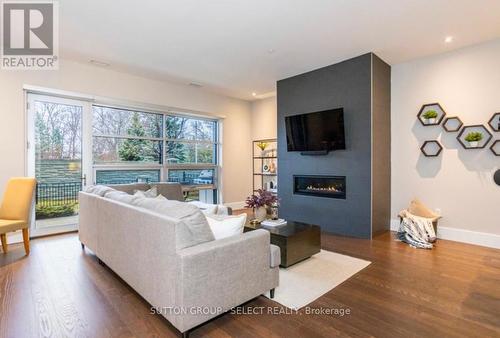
<box><xmin>78</xmin><ymin>185</ymin><xmax>279</xmax><ymax>337</ymax></box>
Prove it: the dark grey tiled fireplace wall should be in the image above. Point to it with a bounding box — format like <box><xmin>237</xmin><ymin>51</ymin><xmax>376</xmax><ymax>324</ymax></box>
<box><xmin>277</xmin><ymin>53</ymin><xmax>391</xmax><ymax>238</ymax></box>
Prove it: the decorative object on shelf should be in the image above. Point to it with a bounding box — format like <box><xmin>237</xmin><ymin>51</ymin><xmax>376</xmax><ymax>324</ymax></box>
<box><xmin>494</xmin><ymin>169</ymin><xmax>500</xmax><ymax>186</ymax></box>
<box><xmin>442</xmin><ymin>116</ymin><xmax>463</xmax><ymax>132</ymax></box>
<box><xmin>422</xmin><ymin>110</ymin><xmax>438</xmax><ymax>124</ymax></box>
<box><xmin>420</xmin><ymin>140</ymin><xmax>443</xmax><ymax>157</ymax></box>
<box><xmin>269</xmin><ymin>161</ymin><xmax>277</xmax><ymax>173</ymax></box>
<box><xmin>256</xmin><ymin>141</ymin><xmax>268</xmax><ymax>156</ymax></box>
<box><xmin>253</xmin><ymin>138</ymin><xmax>278</xmax><ymax>194</ymax></box>
<box><xmin>488</xmin><ymin>112</ymin><xmax>500</xmax><ymax>132</ymax></box>
<box><xmin>418</xmin><ymin>103</ymin><xmax>446</xmax><ymax>126</ymax></box>
<box><xmin>265</xmin><ymin>180</ymin><xmax>278</xmax><ymax>193</ymax></box>
<box><xmin>245</xmin><ymin>189</ymin><xmax>279</xmax><ymax>222</ymax></box>
<box><xmin>490</xmin><ymin>140</ymin><xmax>500</xmax><ymax>156</ymax></box>
<box><xmin>464</xmin><ymin>131</ymin><xmax>483</xmax><ymax>147</ymax></box>
<box><xmin>457</xmin><ymin>125</ymin><xmax>492</xmax><ymax>149</ymax></box>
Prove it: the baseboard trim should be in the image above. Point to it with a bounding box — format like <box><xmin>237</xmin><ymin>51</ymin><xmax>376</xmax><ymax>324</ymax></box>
<box><xmin>224</xmin><ymin>201</ymin><xmax>246</xmax><ymax>210</ymax></box>
<box><xmin>390</xmin><ymin>218</ymin><xmax>500</xmax><ymax>249</ymax></box>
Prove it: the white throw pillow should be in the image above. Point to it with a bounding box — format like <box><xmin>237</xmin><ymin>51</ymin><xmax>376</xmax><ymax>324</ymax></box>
<box><xmin>205</xmin><ymin>213</ymin><xmax>247</xmax><ymax>240</ymax></box>
<box><xmin>84</xmin><ymin>185</ymin><xmax>115</xmax><ymax>197</ymax></box>
<box><xmin>104</xmin><ymin>190</ymin><xmax>141</xmax><ymax>205</ymax></box>
<box><xmin>188</xmin><ymin>201</ymin><xmax>218</xmax><ymax>215</ymax></box>
<box><xmin>133</xmin><ymin>186</ymin><xmax>158</xmax><ymax>198</ymax></box>
<box><xmin>156</xmin><ymin>194</ymin><xmax>167</xmax><ymax>201</ymax></box>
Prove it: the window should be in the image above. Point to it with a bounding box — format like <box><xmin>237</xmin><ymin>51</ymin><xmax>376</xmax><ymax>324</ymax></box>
<box><xmin>165</xmin><ymin>115</ymin><xmax>217</xmax><ymax>164</ymax></box>
<box><xmin>92</xmin><ymin>106</ymin><xmax>220</xmax><ymax>202</ymax></box>
<box><xmin>92</xmin><ymin>106</ymin><xmax>163</xmax><ymax>164</ymax></box>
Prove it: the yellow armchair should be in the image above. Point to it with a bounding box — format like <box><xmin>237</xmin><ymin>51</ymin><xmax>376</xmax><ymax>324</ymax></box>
<box><xmin>0</xmin><ymin>177</ymin><xmax>36</xmax><ymax>255</ymax></box>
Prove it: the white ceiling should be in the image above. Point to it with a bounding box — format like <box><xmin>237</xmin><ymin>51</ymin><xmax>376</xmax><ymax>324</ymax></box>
<box><xmin>60</xmin><ymin>0</ymin><xmax>500</xmax><ymax>100</ymax></box>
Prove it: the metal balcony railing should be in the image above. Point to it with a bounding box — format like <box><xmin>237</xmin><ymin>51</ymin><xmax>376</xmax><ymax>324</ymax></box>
<box><xmin>36</xmin><ymin>182</ymin><xmax>82</xmax><ymax>207</ymax></box>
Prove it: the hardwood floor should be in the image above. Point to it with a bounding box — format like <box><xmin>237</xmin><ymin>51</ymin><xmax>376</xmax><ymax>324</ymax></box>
<box><xmin>1</xmin><ymin>230</ymin><xmax>499</xmax><ymax>338</ymax></box>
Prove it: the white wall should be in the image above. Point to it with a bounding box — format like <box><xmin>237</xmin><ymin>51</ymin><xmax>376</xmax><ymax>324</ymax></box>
<box><xmin>250</xmin><ymin>96</ymin><xmax>277</xmax><ymax>140</ymax></box>
<box><xmin>0</xmin><ymin>59</ymin><xmax>252</xmax><ymax>205</ymax></box>
<box><xmin>392</xmin><ymin>39</ymin><xmax>500</xmax><ymax>244</ymax></box>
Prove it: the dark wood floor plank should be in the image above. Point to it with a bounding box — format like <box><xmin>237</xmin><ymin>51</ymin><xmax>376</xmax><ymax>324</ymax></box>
<box><xmin>1</xmin><ymin>229</ymin><xmax>499</xmax><ymax>338</ymax></box>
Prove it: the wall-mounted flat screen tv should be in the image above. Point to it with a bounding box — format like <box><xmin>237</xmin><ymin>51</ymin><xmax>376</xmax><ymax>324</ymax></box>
<box><xmin>285</xmin><ymin>108</ymin><xmax>345</xmax><ymax>153</ymax></box>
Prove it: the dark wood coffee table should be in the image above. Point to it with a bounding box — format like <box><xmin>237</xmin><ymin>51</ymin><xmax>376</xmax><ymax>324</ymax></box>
<box><xmin>245</xmin><ymin>220</ymin><xmax>321</xmax><ymax>268</ymax></box>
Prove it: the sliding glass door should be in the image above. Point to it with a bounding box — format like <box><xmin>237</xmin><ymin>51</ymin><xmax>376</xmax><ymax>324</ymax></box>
<box><xmin>27</xmin><ymin>94</ymin><xmax>92</xmax><ymax>236</ymax></box>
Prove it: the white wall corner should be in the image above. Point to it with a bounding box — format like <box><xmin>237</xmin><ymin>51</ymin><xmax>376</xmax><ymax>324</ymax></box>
<box><xmin>390</xmin><ymin>218</ymin><xmax>500</xmax><ymax>249</ymax></box>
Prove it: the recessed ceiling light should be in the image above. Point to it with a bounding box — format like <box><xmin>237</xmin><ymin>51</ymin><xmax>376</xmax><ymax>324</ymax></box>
<box><xmin>252</xmin><ymin>92</ymin><xmax>257</xmax><ymax>96</ymax></box>
<box><xmin>268</xmin><ymin>49</ymin><xmax>275</xmax><ymax>54</ymax></box>
<box><xmin>89</xmin><ymin>59</ymin><xmax>110</xmax><ymax>67</ymax></box>
<box><xmin>445</xmin><ymin>36</ymin><xmax>453</xmax><ymax>43</ymax></box>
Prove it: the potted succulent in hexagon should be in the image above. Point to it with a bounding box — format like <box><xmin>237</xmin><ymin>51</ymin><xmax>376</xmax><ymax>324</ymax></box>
<box><xmin>464</xmin><ymin>131</ymin><xmax>483</xmax><ymax>148</ymax></box>
<box><xmin>422</xmin><ymin>110</ymin><xmax>438</xmax><ymax>124</ymax></box>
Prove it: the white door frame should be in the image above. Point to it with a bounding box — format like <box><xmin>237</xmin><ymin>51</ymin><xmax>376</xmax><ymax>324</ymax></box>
<box><xmin>26</xmin><ymin>93</ymin><xmax>93</xmax><ymax>236</ymax></box>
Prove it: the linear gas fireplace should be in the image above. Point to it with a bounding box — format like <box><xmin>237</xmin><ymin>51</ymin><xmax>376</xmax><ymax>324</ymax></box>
<box><xmin>293</xmin><ymin>175</ymin><xmax>346</xmax><ymax>199</ymax></box>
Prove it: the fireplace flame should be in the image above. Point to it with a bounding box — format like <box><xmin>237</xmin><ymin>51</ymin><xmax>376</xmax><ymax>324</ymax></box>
<box><xmin>305</xmin><ymin>185</ymin><xmax>342</xmax><ymax>193</ymax></box>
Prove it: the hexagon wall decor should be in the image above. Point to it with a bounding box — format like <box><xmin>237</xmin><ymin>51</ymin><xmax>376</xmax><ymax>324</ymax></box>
<box><xmin>457</xmin><ymin>125</ymin><xmax>492</xmax><ymax>149</ymax></box>
<box><xmin>420</xmin><ymin>140</ymin><xmax>443</xmax><ymax>157</ymax></box>
<box><xmin>490</xmin><ymin>140</ymin><xmax>500</xmax><ymax>156</ymax></box>
<box><xmin>442</xmin><ymin>116</ymin><xmax>463</xmax><ymax>132</ymax></box>
<box><xmin>417</xmin><ymin>103</ymin><xmax>446</xmax><ymax>126</ymax></box>
<box><xmin>488</xmin><ymin>112</ymin><xmax>500</xmax><ymax>132</ymax></box>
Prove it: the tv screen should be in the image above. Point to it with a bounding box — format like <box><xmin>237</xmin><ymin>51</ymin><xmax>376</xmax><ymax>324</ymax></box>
<box><xmin>285</xmin><ymin>108</ymin><xmax>345</xmax><ymax>152</ymax></box>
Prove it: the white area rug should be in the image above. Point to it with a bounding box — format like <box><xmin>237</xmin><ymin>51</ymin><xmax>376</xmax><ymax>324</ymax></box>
<box><xmin>264</xmin><ymin>250</ymin><xmax>371</xmax><ymax>309</ymax></box>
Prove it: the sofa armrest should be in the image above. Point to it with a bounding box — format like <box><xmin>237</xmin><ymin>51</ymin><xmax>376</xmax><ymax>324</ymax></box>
<box><xmin>178</xmin><ymin>228</ymin><xmax>269</xmax><ymax>259</ymax></box>
<box><xmin>175</xmin><ymin>229</ymin><xmax>278</xmax><ymax>331</ymax></box>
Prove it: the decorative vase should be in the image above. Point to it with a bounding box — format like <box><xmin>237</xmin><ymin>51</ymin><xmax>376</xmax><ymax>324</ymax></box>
<box><xmin>270</xmin><ymin>206</ymin><xmax>279</xmax><ymax>220</ymax></box>
<box><xmin>254</xmin><ymin>207</ymin><xmax>267</xmax><ymax>222</ymax></box>
<box><xmin>426</xmin><ymin>118</ymin><xmax>436</xmax><ymax>124</ymax></box>
<box><xmin>468</xmin><ymin>141</ymin><xmax>479</xmax><ymax>147</ymax></box>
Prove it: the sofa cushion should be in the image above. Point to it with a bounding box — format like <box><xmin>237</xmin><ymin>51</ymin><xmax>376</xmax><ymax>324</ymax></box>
<box><xmin>216</xmin><ymin>205</ymin><xmax>230</xmax><ymax>215</ymax></box>
<box><xmin>84</xmin><ymin>185</ymin><xmax>115</xmax><ymax>197</ymax></box>
<box><xmin>108</xmin><ymin>183</ymin><xmax>150</xmax><ymax>195</ymax></box>
<box><xmin>104</xmin><ymin>190</ymin><xmax>141</xmax><ymax>205</ymax></box>
<box><xmin>188</xmin><ymin>201</ymin><xmax>218</xmax><ymax>215</ymax></box>
<box><xmin>205</xmin><ymin>213</ymin><xmax>247</xmax><ymax>239</ymax></box>
<box><xmin>130</xmin><ymin>198</ymin><xmax>215</xmax><ymax>249</ymax></box>
<box><xmin>188</xmin><ymin>201</ymin><xmax>231</xmax><ymax>215</ymax></box>
<box><xmin>270</xmin><ymin>244</ymin><xmax>281</xmax><ymax>268</ymax></box>
<box><xmin>133</xmin><ymin>186</ymin><xmax>158</xmax><ymax>198</ymax></box>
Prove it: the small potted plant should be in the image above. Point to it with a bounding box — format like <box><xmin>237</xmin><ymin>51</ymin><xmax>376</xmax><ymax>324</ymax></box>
<box><xmin>464</xmin><ymin>131</ymin><xmax>483</xmax><ymax>147</ymax></box>
<box><xmin>245</xmin><ymin>189</ymin><xmax>279</xmax><ymax>222</ymax></box>
<box><xmin>422</xmin><ymin>110</ymin><xmax>438</xmax><ymax>124</ymax></box>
